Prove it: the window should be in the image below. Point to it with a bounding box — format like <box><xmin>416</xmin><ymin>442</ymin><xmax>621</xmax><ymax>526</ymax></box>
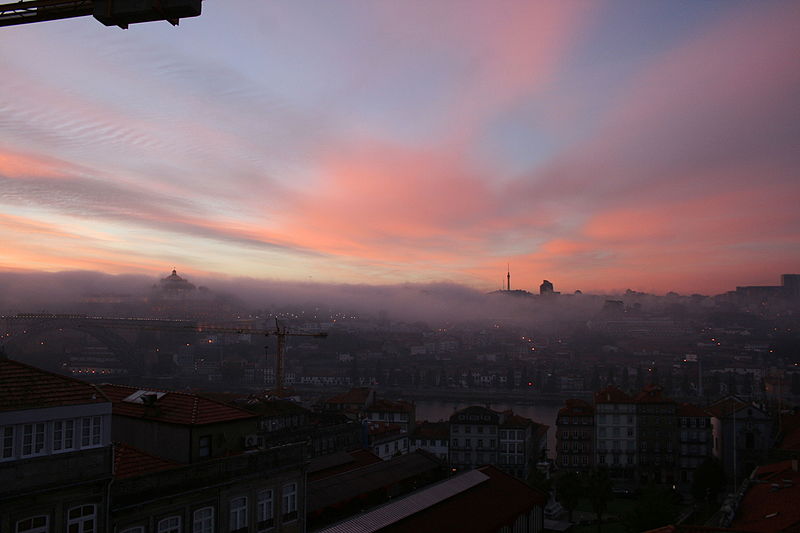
<box><xmin>193</xmin><ymin>507</ymin><xmax>214</xmax><ymax>533</ymax></box>
<box><xmin>22</xmin><ymin>423</ymin><xmax>46</xmax><ymax>457</ymax></box>
<box><xmin>67</xmin><ymin>505</ymin><xmax>96</xmax><ymax>533</ymax></box>
<box><xmin>81</xmin><ymin>417</ymin><xmax>101</xmax><ymax>447</ymax></box>
<box><xmin>53</xmin><ymin>420</ymin><xmax>75</xmax><ymax>452</ymax></box>
<box><xmin>16</xmin><ymin>515</ymin><xmax>48</xmax><ymax>533</ymax></box>
<box><xmin>2</xmin><ymin>425</ymin><xmax>14</xmax><ymax>460</ymax></box>
<box><xmin>120</xmin><ymin>528</ymin><xmax>144</xmax><ymax>533</ymax></box>
<box><xmin>230</xmin><ymin>497</ymin><xmax>248</xmax><ymax>531</ymax></box>
<box><xmin>257</xmin><ymin>489</ymin><xmax>274</xmax><ymax>530</ymax></box>
<box><xmin>198</xmin><ymin>435</ymin><xmax>211</xmax><ymax>458</ymax></box>
<box><xmin>282</xmin><ymin>483</ymin><xmax>298</xmax><ymax>521</ymax></box>
<box><xmin>157</xmin><ymin>516</ymin><xmax>180</xmax><ymax>533</ymax></box>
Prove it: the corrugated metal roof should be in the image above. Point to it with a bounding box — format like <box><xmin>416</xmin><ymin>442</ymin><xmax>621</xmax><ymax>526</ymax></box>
<box><xmin>316</xmin><ymin>470</ymin><xmax>489</xmax><ymax>533</ymax></box>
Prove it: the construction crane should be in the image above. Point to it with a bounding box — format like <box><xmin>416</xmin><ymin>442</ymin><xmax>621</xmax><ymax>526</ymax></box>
<box><xmin>0</xmin><ymin>0</ymin><xmax>201</xmax><ymax>29</ymax></box>
<box><xmin>72</xmin><ymin>317</ymin><xmax>327</xmax><ymax>395</ymax></box>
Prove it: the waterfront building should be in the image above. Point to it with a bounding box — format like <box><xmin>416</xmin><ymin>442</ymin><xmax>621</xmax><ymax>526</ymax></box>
<box><xmin>449</xmin><ymin>405</ymin><xmax>546</xmax><ymax>480</ymax></box>
<box><xmin>555</xmin><ymin>398</ymin><xmax>595</xmax><ymax>471</ymax></box>
<box><xmin>365</xmin><ymin>398</ymin><xmax>416</xmax><ymax>433</ymax></box>
<box><xmin>595</xmin><ymin>386</ymin><xmax>637</xmax><ymax>482</ymax></box>
<box><xmin>676</xmin><ymin>402</ymin><xmax>713</xmax><ymax>491</ymax></box>
<box><xmin>635</xmin><ymin>385</ymin><xmax>678</xmax><ymax>484</ymax></box>
<box><xmin>410</xmin><ymin>421</ymin><xmax>449</xmax><ymax>461</ymax></box>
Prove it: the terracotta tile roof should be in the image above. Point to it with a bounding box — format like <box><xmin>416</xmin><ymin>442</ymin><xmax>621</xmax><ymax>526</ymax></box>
<box><xmin>706</xmin><ymin>396</ymin><xmax>748</xmax><ymax>418</ymax></box>
<box><xmin>326</xmin><ymin>387</ymin><xmax>373</xmax><ymax>404</ymax></box>
<box><xmin>778</xmin><ymin>431</ymin><xmax>800</xmax><ymax>454</ymax></box>
<box><xmin>100</xmin><ymin>383</ymin><xmax>257</xmax><ymax>426</ymax></box>
<box><xmin>500</xmin><ymin>410</ymin><xmax>533</xmax><ymax>428</ymax></box>
<box><xmin>677</xmin><ymin>402</ymin><xmax>711</xmax><ymax>418</ymax></box>
<box><xmin>731</xmin><ymin>460</ymin><xmax>800</xmax><ymax>532</ymax></box>
<box><xmin>635</xmin><ymin>385</ymin><xmax>675</xmax><ymax>404</ymax></box>
<box><xmin>367</xmin><ymin>399</ymin><xmax>414</xmax><ymax>413</ymax></box>
<box><xmin>308</xmin><ymin>449</ymin><xmax>383</xmax><ymax>482</ymax></box>
<box><xmin>411</xmin><ymin>421</ymin><xmax>449</xmax><ymax>440</ymax></box>
<box><xmin>595</xmin><ymin>385</ymin><xmax>633</xmax><ymax>404</ymax></box>
<box><xmin>113</xmin><ymin>442</ymin><xmax>179</xmax><ymax>479</ymax></box>
<box><xmin>558</xmin><ymin>398</ymin><xmax>594</xmax><ymax>417</ymax></box>
<box><xmin>368</xmin><ymin>421</ymin><xmax>402</xmax><ymax>436</ymax></box>
<box><xmin>0</xmin><ymin>358</ymin><xmax>109</xmax><ymax>412</ymax></box>
<box><xmin>310</xmin><ymin>450</ymin><xmax>446</xmax><ymax>513</ymax></box>
<box><xmin>645</xmin><ymin>526</ymin><xmax>756</xmax><ymax>533</ymax></box>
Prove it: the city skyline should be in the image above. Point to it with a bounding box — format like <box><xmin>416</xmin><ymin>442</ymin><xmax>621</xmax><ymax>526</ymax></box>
<box><xmin>1</xmin><ymin>1</ymin><xmax>799</xmax><ymax>295</ymax></box>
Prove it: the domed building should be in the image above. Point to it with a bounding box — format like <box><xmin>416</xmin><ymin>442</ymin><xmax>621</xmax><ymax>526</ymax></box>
<box><xmin>156</xmin><ymin>268</ymin><xmax>196</xmax><ymax>298</ymax></box>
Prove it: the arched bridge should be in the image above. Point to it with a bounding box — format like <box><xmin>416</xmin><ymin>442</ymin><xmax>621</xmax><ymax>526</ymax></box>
<box><xmin>1</xmin><ymin>314</ymin><xmax>198</xmax><ymax>371</ymax></box>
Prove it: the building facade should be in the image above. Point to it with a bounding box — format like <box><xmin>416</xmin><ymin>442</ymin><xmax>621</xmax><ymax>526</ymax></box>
<box><xmin>555</xmin><ymin>399</ymin><xmax>595</xmax><ymax>471</ymax></box>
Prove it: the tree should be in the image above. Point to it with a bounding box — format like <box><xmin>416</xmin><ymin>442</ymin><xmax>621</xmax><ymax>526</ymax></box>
<box><xmin>623</xmin><ymin>485</ymin><xmax>679</xmax><ymax>532</ymax></box>
<box><xmin>586</xmin><ymin>468</ymin><xmax>613</xmax><ymax>533</ymax></box>
<box><xmin>555</xmin><ymin>472</ymin><xmax>582</xmax><ymax>522</ymax></box>
<box><xmin>692</xmin><ymin>458</ymin><xmax>726</xmax><ymax>505</ymax></box>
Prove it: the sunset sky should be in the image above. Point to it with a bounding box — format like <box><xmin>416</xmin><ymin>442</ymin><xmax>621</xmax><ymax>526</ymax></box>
<box><xmin>1</xmin><ymin>0</ymin><xmax>798</xmax><ymax>295</ymax></box>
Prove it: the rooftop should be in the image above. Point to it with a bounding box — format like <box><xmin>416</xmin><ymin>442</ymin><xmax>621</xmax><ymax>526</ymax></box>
<box><xmin>308</xmin><ymin>449</ymin><xmax>383</xmax><ymax>482</ymax></box>
<box><xmin>731</xmin><ymin>460</ymin><xmax>800</xmax><ymax>532</ymax></box>
<box><xmin>113</xmin><ymin>442</ymin><xmax>179</xmax><ymax>479</ymax></box>
<box><xmin>558</xmin><ymin>398</ymin><xmax>594</xmax><ymax>417</ymax></box>
<box><xmin>367</xmin><ymin>398</ymin><xmax>414</xmax><ymax>413</ymax></box>
<box><xmin>595</xmin><ymin>385</ymin><xmax>634</xmax><ymax>404</ymax></box>
<box><xmin>677</xmin><ymin>402</ymin><xmax>711</xmax><ymax>418</ymax></box>
<box><xmin>317</xmin><ymin>465</ymin><xmax>547</xmax><ymax>533</ymax></box>
<box><xmin>0</xmin><ymin>357</ymin><xmax>109</xmax><ymax>412</ymax></box>
<box><xmin>326</xmin><ymin>387</ymin><xmax>373</xmax><ymax>406</ymax></box>
<box><xmin>309</xmin><ymin>450</ymin><xmax>445</xmax><ymax>513</ymax></box>
<box><xmin>100</xmin><ymin>383</ymin><xmax>257</xmax><ymax>425</ymax></box>
<box><xmin>706</xmin><ymin>396</ymin><xmax>749</xmax><ymax>418</ymax></box>
<box><xmin>411</xmin><ymin>421</ymin><xmax>449</xmax><ymax>440</ymax></box>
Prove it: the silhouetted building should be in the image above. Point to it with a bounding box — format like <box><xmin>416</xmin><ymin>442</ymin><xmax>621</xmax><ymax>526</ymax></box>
<box><xmin>539</xmin><ymin>280</ymin><xmax>554</xmax><ymax>295</ymax></box>
<box><xmin>707</xmin><ymin>396</ymin><xmax>773</xmax><ymax>482</ymax></box>
<box><xmin>0</xmin><ymin>357</ymin><xmax>113</xmax><ymax>533</ymax></box>
<box><xmin>99</xmin><ymin>383</ymin><xmax>259</xmax><ymax>464</ymax></box>
<box><xmin>595</xmin><ymin>386</ymin><xmax>637</xmax><ymax>481</ymax></box>
<box><xmin>449</xmin><ymin>405</ymin><xmax>547</xmax><ymax>480</ymax></box>
<box><xmin>555</xmin><ymin>399</ymin><xmax>595</xmax><ymax>471</ymax></box>
<box><xmin>635</xmin><ymin>385</ymin><xmax>678</xmax><ymax>485</ymax></box>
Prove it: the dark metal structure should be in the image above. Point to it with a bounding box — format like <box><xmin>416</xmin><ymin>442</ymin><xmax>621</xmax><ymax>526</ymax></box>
<box><xmin>0</xmin><ymin>0</ymin><xmax>201</xmax><ymax>28</ymax></box>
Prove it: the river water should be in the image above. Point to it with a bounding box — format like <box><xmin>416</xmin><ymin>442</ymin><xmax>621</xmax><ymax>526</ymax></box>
<box><xmin>414</xmin><ymin>399</ymin><xmax>562</xmax><ymax>459</ymax></box>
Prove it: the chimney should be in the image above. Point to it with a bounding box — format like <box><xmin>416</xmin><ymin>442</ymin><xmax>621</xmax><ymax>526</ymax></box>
<box><xmin>142</xmin><ymin>394</ymin><xmax>161</xmax><ymax>417</ymax></box>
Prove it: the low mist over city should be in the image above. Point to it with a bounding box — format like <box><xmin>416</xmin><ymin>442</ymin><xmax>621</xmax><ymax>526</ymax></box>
<box><xmin>1</xmin><ymin>2</ymin><xmax>799</xmax><ymax>533</ymax></box>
